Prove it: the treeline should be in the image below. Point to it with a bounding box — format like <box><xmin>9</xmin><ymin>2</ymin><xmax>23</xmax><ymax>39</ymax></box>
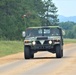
<box><xmin>59</xmin><ymin>21</ymin><xmax>76</xmax><ymax>38</ymax></box>
<box><xmin>0</xmin><ymin>0</ymin><xmax>58</xmax><ymax>40</ymax></box>
<box><xmin>0</xmin><ymin>0</ymin><xmax>76</xmax><ymax>40</ymax></box>
<box><xmin>0</xmin><ymin>0</ymin><xmax>43</xmax><ymax>40</ymax></box>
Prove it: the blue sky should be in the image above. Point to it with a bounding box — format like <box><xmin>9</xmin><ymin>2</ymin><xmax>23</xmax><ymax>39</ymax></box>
<box><xmin>52</xmin><ymin>0</ymin><xmax>76</xmax><ymax>17</ymax></box>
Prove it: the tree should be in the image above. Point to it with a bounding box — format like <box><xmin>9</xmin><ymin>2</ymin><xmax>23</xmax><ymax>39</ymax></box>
<box><xmin>0</xmin><ymin>0</ymin><xmax>59</xmax><ymax>40</ymax></box>
<box><xmin>0</xmin><ymin>0</ymin><xmax>42</xmax><ymax>40</ymax></box>
<box><xmin>72</xmin><ymin>25</ymin><xmax>76</xmax><ymax>38</ymax></box>
<box><xmin>38</xmin><ymin>0</ymin><xmax>59</xmax><ymax>26</ymax></box>
<box><xmin>59</xmin><ymin>22</ymin><xmax>76</xmax><ymax>38</ymax></box>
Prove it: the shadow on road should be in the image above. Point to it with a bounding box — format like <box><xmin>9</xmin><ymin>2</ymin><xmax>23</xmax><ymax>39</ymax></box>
<box><xmin>30</xmin><ymin>56</ymin><xmax>71</xmax><ymax>60</ymax></box>
<box><xmin>31</xmin><ymin>57</ymin><xmax>57</xmax><ymax>60</ymax></box>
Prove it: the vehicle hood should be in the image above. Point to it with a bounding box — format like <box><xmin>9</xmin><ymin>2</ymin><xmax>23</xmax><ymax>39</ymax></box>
<box><xmin>25</xmin><ymin>36</ymin><xmax>61</xmax><ymax>41</ymax></box>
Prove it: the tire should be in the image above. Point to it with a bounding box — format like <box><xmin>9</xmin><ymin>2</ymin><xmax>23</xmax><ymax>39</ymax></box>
<box><xmin>24</xmin><ymin>46</ymin><xmax>31</xmax><ymax>59</ymax></box>
<box><xmin>56</xmin><ymin>45</ymin><xmax>63</xmax><ymax>58</ymax></box>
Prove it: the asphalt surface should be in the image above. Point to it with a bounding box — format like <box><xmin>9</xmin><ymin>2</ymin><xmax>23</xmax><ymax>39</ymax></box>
<box><xmin>0</xmin><ymin>44</ymin><xmax>76</xmax><ymax>75</ymax></box>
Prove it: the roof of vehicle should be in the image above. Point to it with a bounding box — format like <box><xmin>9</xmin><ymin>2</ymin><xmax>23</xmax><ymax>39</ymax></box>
<box><xmin>27</xmin><ymin>26</ymin><xmax>61</xmax><ymax>29</ymax></box>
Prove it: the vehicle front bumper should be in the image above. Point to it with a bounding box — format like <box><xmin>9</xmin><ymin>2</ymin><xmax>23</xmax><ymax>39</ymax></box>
<box><xmin>31</xmin><ymin>44</ymin><xmax>53</xmax><ymax>50</ymax></box>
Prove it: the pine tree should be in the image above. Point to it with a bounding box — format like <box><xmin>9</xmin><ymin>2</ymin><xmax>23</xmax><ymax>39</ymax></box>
<box><xmin>41</xmin><ymin>0</ymin><xmax>59</xmax><ymax>26</ymax></box>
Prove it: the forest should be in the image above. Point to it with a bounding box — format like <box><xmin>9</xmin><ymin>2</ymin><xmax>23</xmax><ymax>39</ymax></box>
<box><xmin>0</xmin><ymin>0</ymin><xmax>76</xmax><ymax>40</ymax></box>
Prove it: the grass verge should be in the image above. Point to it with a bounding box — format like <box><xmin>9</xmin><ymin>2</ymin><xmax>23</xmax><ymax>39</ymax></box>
<box><xmin>64</xmin><ymin>39</ymin><xmax>76</xmax><ymax>44</ymax></box>
<box><xmin>0</xmin><ymin>41</ymin><xmax>23</xmax><ymax>57</ymax></box>
<box><xmin>0</xmin><ymin>39</ymin><xmax>76</xmax><ymax>57</ymax></box>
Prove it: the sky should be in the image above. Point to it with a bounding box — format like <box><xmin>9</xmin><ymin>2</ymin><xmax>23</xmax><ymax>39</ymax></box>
<box><xmin>52</xmin><ymin>0</ymin><xmax>76</xmax><ymax>17</ymax></box>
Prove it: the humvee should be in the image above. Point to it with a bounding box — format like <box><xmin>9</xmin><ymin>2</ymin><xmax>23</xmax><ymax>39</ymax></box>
<box><xmin>22</xmin><ymin>26</ymin><xmax>64</xmax><ymax>59</ymax></box>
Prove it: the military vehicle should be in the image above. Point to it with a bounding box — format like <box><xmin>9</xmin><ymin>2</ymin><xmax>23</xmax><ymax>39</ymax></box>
<box><xmin>22</xmin><ymin>26</ymin><xmax>64</xmax><ymax>59</ymax></box>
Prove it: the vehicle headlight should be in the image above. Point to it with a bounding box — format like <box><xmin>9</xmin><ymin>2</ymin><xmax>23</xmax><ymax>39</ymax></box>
<box><xmin>32</xmin><ymin>41</ymin><xmax>36</xmax><ymax>45</ymax></box>
<box><xmin>49</xmin><ymin>40</ymin><xmax>52</xmax><ymax>44</ymax></box>
<box><xmin>24</xmin><ymin>40</ymin><xmax>30</xmax><ymax>43</ymax></box>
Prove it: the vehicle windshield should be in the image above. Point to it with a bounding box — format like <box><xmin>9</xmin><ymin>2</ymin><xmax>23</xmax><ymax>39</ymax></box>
<box><xmin>25</xmin><ymin>28</ymin><xmax>60</xmax><ymax>37</ymax></box>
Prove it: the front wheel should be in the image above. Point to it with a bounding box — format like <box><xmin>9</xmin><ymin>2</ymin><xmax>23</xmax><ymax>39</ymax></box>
<box><xmin>24</xmin><ymin>46</ymin><xmax>31</xmax><ymax>59</ymax></box>
<box><xmin>56</xmin><ymin>45</ymin><xmax>63</xmax><ymax>58</ymax></box>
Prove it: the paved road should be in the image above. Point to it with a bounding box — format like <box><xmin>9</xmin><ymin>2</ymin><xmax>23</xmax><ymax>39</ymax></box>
<box><xmin>0</xmin><ymin>44</ymin><xmax>76</xmax><ymax>75</ymax></box>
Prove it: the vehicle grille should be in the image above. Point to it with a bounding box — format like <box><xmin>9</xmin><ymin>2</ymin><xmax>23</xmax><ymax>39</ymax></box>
<box><xmin>44</xmin><ymin>41</ymin><xmax>49</xmax><ymax>44</ymax></box>
<box><xmin>36</xmin><ymin>40</ymin><xmax>49</xmax><ymax>45</ymax></box>
<box><xmin>37</xmin><ymin>37</ymin><xmax>48</xmax><ymax>40</ymax></box>
<box><xmin>36</xmin><ymin>41</ymin><xmax>41</xmax><ymax>44</ymax></box>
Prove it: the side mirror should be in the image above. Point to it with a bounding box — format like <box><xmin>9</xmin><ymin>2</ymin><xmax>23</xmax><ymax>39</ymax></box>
<box><xmin>22</xmin><ymin>31</ymin><xmax>26</xmax><ymax>37</ymax></box>
<box><xmin>62</xmin><ymin>30</ymin><xmax>65</xmax><ymax>35</ymax></box>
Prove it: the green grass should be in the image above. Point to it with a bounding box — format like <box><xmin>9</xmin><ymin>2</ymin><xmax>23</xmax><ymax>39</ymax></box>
<box><xmin>0</xmin><ymin>41</ymin><xmax>23</xmax><ymax>57</ymax></box>
<box><xmin>64</xmin><ymin>39</ymin><xmax>76</xmax><ymax>44</ymax></box>
<box><xmin>0</xmin><ymin>39</ymin><xmax>76</xmax><ymax>57</ymax></box>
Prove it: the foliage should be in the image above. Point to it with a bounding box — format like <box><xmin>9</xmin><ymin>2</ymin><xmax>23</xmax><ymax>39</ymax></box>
<box><xmin>0</xmin><ymin>0</ymin><xmax>58</xmax><ymax>40</ymax></box>
<box><xmin>59</xmin><ymin>22</ymin><xmax>76</xmax><ymax>38</ymax></box>
<box><xmin>40</xmin><ymin>0</ymin><xmax>59</xmax><ymax>26</ymax></box>
<box><xmin>0</xmin><ymin>0</ymin><xmax>41</xmax><ymax>40</ymax></box>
